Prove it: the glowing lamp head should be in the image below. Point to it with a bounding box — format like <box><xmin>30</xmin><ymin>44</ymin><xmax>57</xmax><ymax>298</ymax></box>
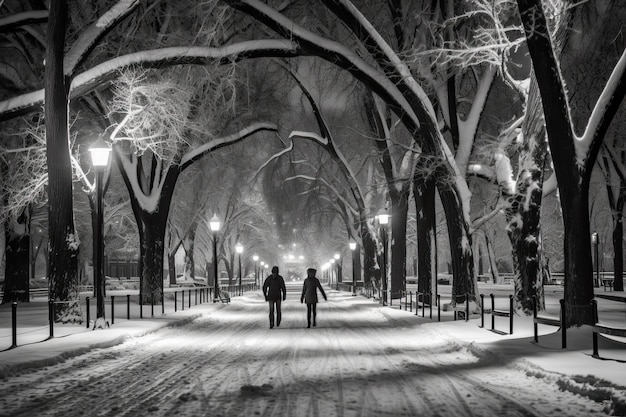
<box><xmin>89</xmin><ymin>136</ymin><xmax>111</xmax><ymax>168</ymax></box>
<box><xmin>209</xmin><ymin>214</ymin><xmax>220</xmax><ymax>232</ymax></box>
<box><xmin>349</xmin><ymin>241</ymin><xmax>357</xmax><ymax>251</ymax></box>
<box><xmin>376</xmin><ymin>213</ymin><xmax>390</xmax><ymax>225</ymax></box>
<box><xmin>235</xmin><ymin>242</ymin><xmax>243</xmax><ymax>254</ymax></box>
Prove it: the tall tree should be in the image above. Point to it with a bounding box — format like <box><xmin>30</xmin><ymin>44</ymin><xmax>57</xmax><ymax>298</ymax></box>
<box><xmin>516</xmin><ymin>0</ymin><xmax>626</xmax><ymax>325</ymax></box>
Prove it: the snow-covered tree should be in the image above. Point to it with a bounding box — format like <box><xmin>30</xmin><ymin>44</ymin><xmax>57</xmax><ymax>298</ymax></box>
<box><xmin>516</xmin><ymin>0</ymin><xmax>626</xmax><ymax>325</ymax></box>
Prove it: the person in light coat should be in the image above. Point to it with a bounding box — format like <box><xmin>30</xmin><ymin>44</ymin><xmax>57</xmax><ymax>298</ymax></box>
<box><xmin>300</xmin><ymin>268</ymin><xmax>327</xmax><ymax>328</ymax></box>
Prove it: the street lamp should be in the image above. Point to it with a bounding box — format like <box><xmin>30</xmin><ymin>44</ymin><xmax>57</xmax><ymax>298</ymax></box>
<box><xmin>591</xmin><ymin>232</ymin><xmax>599</xmax><ymax>288</ymax></box>
<box><xmin>209</xmin><ymin>214</ymin><xmax>221</xmax><ymax>302</ymax></box>
<box><xmin>376</xmin><ymin>212</ymin><xmax>390</xmax><ymax>305</ymax></box>
<box><xmin>253</xmin><ymin>255</ymin><xmax>259</xmax><ymax>287</ymax></box>
<box><xmin>330</xmin><ymin>258</ymin><xmax>335</xmax><ymax>287</ymax></box>
<box><xmin>89</xmin><ymin>135</ymin><xmax>111</xmax><ymax>322</ymax></box>
<box><xmin>235</xmin><ymin>242</ymin><xmax>243</xmax><ymax>296</ymax></box>
<box><xmin>349</xmin><ymin>241</ymin><xmax>357</xmax><ymax>296</ymax></box>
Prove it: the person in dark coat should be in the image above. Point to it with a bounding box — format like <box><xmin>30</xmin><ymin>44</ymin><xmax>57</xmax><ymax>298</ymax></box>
<box><xmin>300</xmin><ymin>268</ymin><xmax>327</xmax><ymax>328</ymax></box>
<box><xmin>263</xmin><ymin>266</ymin><xmax>286</xmax><ymax>329</ymax></box>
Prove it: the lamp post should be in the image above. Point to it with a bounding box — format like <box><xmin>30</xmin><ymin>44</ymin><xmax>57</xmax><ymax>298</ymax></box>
<box><xmin>253</xmin><ymin>255</ymin><xmax>259</xmax><ymax>287</ymax></box>
<box><xmin>349</xmin><ymin>241</ymin><xmax>357</xmax><ymax>296</ymax></box>
<box><xmin>334</xmin><ymin>253</ymin><xmax>341</xmax><ymax>290</ymax></box>
<box><xmin>591</xmin><ymin>232</ymin><xmax>599</xmax><ymax>288</ymax></box>
<box><xmin>260</xmin><ymin>261</ymin><xmax>265</xmax><ymax>282</ymax></box>
<box><xmin>89</xmin><ymin>136</ymin><xmax>111</xmax><ymax>321</ymax></box>
<box><xmin>376</xmin><ymin>212</ymin><xmax>390</xmax><ymax>305</ymax></box>
<box><xmin>236</xmin><ymin>242</ymin><xmax>243</xmax><ymax>296</ymax></box>
<box><xmin>209</xmin><ymin>214</ymin><xmax>221</xmax><ymax>302</ymax></box>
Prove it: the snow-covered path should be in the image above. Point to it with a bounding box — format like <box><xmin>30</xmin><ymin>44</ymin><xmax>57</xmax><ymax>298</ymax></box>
<box><xmin>0</xmin><ymin>285</ymin><xmax>611</xmax><ymax>416</ymax></box>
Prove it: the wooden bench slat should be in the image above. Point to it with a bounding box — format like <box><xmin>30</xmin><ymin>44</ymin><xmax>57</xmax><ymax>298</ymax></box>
<box><xmin>588</xmin><ymin>324</ymin><xmax>626</xmax><ymax>338</ymax></box>
<box><xmin>492</xmin><ymin>310</ymin><xmax>510</xmax><ymax>317</ymax></box>
<box><xmin>534</xmin><ymin>316</ymin><xmax>560</xmax><ymax>326</ymax></box>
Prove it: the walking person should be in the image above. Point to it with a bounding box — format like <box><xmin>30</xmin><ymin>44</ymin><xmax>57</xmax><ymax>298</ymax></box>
<box><xmin>300</xmin><ymin>268</ymin><xmax>327</xmax><ymax>328</ymax></box>
<box><xmin>263</xmin><ymin>266</ymin><xmax>286</xmax><ymax>329</ymax></box>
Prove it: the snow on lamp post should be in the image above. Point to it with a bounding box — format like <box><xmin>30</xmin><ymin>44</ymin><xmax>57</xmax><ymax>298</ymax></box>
<box><xmin>591</xmin><ymin>232</ymin><xmax>599</xmax><ymax>288</ymax></box>
<box><xmin>236</xmin><ymin>242</ymin><xmax>243</xmax><ymax>296</ymax></box>
<box><xmin>376</xmin><ymin>212</ymin><xmax>390</xmax><ymax>306</ymax></box>
<box><xmin>89</xmin><ymin>135</ymin><xmax>111</xmax><ymax>323</ymax></box>
<box><xmin>253</xmin><ymin>255</ymin><xmax>259</xmax><ymax>287</ymax></box>
<box><xmin>209</xmin><ymin>214</ymin><xmax>221</xmax><ymax>302</ymax></box>
<box><xmin>349</xmin><ymin>241</ymin><xmax>357</xmax><ymax>296</ymax></box>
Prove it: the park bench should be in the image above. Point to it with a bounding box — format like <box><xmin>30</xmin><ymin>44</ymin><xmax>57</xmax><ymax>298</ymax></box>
<box><xmin>585</xmin><ymin>299</ymin><xmax>626</xmax><ymax>359</ymax></box>
<box><xmin>533</xmin><ymin>298</ymin><xmax>566</xmax><ymax>348</ymax></box>
<box><xmin>488</xmin><ymin>294</ymin><xmax>513</xmax><ymax>335</ymax></box>
<box><xmin>218</xmin><ymin>291</ymin><xmax>230</xmax><ymax>303</ymax></box>
<box><xmin>449</xmin><ymin>293</ymin><xmax>477</xmax><ymax>322</ymax></box>
<box><xmin>601</xmin><ymin>278</ymin><xmax>614</xmax><ymax>291</ymax></box>
<box><xmin>413</xmin><ymin>292</ymin><xmax>439</xmax><ymax>320</ymax></box>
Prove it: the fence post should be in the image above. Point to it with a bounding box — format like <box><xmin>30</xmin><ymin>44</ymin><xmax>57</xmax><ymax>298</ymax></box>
<box><xmin>188</xmin><ymin>289</ymin><xmax>191</xmax><ymax>309</ymax></box>
<box><xmin>480</xmin><ymin>294</ymin><xmax>485</xmax><ymax>328</ymax></box>
<box><xmin>48</xmin><ymin>300</ymin><xmax>54</xmax><ymax>339</ymax></box>
<box><xmin>182</xmin><ymin>291</ymin><xmax>185</xmax><ymax>311</ymax></box>
<box><xmin>437</xmin><ymin>294</ymin><xmax>441</xmax><ymax>322</ymax></box>
<box><xmin>465</xmin><ymin>293</ymin><xmax>470</xmax><ymax>322</ymax></box>
<box><xmin>591</xmin><ymin>299</ymin><xmax>598</xmax><ymax>357</ymax></box>
<box><xmin>490</xmin><ymin>294</ymin><xmax>495</xmax><ymax>331</ymax></box>
<box><xmin>162</xmin><ymin>293</ymin><xmax>165</xmax><ymax>315</ymax></box>
<box><xmin>195</xmin><ymin>289</ymin><xmax>198</xmax><ymax>305</ymax></box>
<box><xmin>139</xmin><ymin>293</ymin><xmax>143</xmax><ymax>319</ymax></box>
<box><xmin>559</xmin><ymin>299</ymin><xmax>566</xmax><ymax>349</ymax></box>
<box><xmin>508</xmin><ymin>294</ymin><xmax>514</xmax><ymax>334</ymax></box>
<box><xmin>127</xmin><ymin>294</ymin><xmax>130</xmax><ymax>320</ymax></box>
<box><xmin>10</xmin><ymin>302</ymin><xmax>17</xmax><ymax>349</ymax></box>
<box><xmin>175</xmin><ymin>291</ymin><xmax>178</xmax><ymax>312</ymax></box>
<box><xmin>429</xmin><ymin>293</ymin><xmax>433</xmax><ymax>319</ymax></box>
<box><xmin>86</xmin><ymin>297</ymin><xmax>91</xmax><ymax>328</ymax></box>
<box><xmin>410</xmin><ymin>292</ymin><xmax>413</xmax><ymax>313</ymax></box>
<box><xmin>111</xmin><ymin>296</ymin><xmax>115</xmax><ymax>325</ymax></box>
<box><xmin>151</xmin><ymin>294</ymin><xmax>155</xmax><ymax>318</ymax></box>
<box><xmin>533</xmin><ymin>296</ymin><xmax>538</xmax><ymax>343</ymax></box>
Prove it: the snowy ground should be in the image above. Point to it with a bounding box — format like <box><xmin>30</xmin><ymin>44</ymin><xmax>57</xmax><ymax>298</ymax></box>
<box><xmin>0</xmin><ymin>283</ymin><xmax>625</xmax><ymax>416</ymax></box>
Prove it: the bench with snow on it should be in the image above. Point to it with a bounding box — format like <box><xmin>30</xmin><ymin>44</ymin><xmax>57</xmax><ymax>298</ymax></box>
<box><xmin>584</xmin><ymin>299</ymin><xmax>626</xmax><ymax>360</ymax></box>
<box><xmin>443</xmin><ymin>293</ymin><xmax>480</xmax><ymax>322</ymax></box>
<box><xmin>217</xmin><ymin>291</ymin><xmax>230</xmax><ymax>303</ymax></box>
<box><xmin>533</xmin><ymin>297</ymin><xmax>566</xmax><ymax>348</ymax></box>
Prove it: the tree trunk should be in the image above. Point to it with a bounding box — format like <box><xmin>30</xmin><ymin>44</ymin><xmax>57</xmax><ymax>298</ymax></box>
<box><xmin>183</xmin><ymin>229</ymin><xmax>196</xmax><ymax>280</ymax></box>
<box><xmin>361</xmin><ymin>228</ymin><xmax>377</xmax><ymax>290</ymax></box>
<box><xmin>505</xmin><ymin>74</ymin><xmax>548</xmax><ymax>314</ymax></box>
<box><xmin>613</xmin><ymin>215</ymin><xmax>624</xmax><ymax>291</ymax></box>
<box><xmin>45</xmin><ymin>0</ymin><xmax>81</xmax><ymax>322</ymax></box>
<box><xmin>484</xmin><ymin>233</ymin><xmax>500</xmax><ymax>284</ymax></box>
<box><xmin>438</xmin><ymin>184</ymin><xmax>476</xmax><ymax>305</ymax></box>
<box><xmin>3</xmin><ymin>215</ymin><xmax>30</xmax><ymax>303</ymax></box>
<box><xmin>389</xmin><ymin>191</ymin><xmax>408</xmax><ymax>298</ymax></box>
<box><xmin>168</xmin><ymin>253</ymin><xmax>176</xmax><ymax>286</ymax></box>
<box><xmin>137</xmin><ymin>210</ymin><xmax>168</xmax><ymax>304</ymax></box>
<box><xmin>415</xmin><ymin>174</ymin><xmax>437</xmax><ymax>304</ymax></box>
